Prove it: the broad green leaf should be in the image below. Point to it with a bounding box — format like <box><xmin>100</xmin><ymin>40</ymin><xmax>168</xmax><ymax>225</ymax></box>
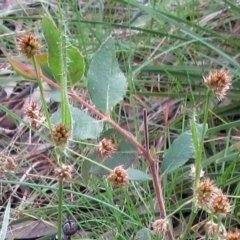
<box><xmin>81</xmin><ymin>159</ymin><xmax>92</xmax><ymax>186</ymax></box>
<box><xmin>42</xmin><ymin>17</ymin><xmax>72</xmax><ymax>128</ymax></box>
<box><xmin>42</xmin><ymin>17</ymin><xmax>85</xmax><ymax>86</ymax></box>
<box><xmin>135</xmin><ymin>228</ymin><xmax>151</xmax><ymax>240</ymax></box>
<box><xmin>67</xmin><ymin>45</ymin><xmax>85</xmax><ymax>85</ymax></box>
<box><xmin>0</xmin><ymin>200</ymin><xmax>11</xmax><ymax>240</ymax></box>
<box><xmin>90</xmin><ymin>129</ymin><xmax>138</xmax><ymax>175</ymax></box>
<box><xmin>42</xmin><ymin>17</ymin><xmax>63</xmax><ymax>84</ymax></box>
<box><xmin>127</xmin><ymin>168</ymin><xmax>152</xmax><ymax>181</ymax></box>
<box><xmin>51</xmin><ymin>106</ymin><xmax>103</xmax><ymax>140</ymax></box>
<box><xmin>161</xmin><ymin>124</ymin><xmax>207</xmax><ymax>174</ymax></box>
<box><xmin>87</xmin><ymin>37</ymin><xmax>127</xmax><ymax>113</ymax></box>
<box><xmin>2</xmin><ymin>49</ymin><xmax>36</xmax><ymax>79</ymax></box>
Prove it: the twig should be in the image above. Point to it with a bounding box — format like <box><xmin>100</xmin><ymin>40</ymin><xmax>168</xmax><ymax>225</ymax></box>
<box><xmin>40</xmin><ymin>73</ymin><xmax>174</xmax><ymax>240</ymax></box>
<box><xmin>143</xmin><ymin>109</ymin><xmax>149</xmax><ymax>151</ymax></box>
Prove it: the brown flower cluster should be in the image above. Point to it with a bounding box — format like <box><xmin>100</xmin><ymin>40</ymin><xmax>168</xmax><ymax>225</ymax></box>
<box><xmin>17</xmin><ymin>33</ymin><xmax>41</xmax><ymax>59</ymax></box>
<box><xmin>55</xmin><ymin>164</ymin><xmax>73</xmax><ymax>180</ymax></box>
<box><xmin>97</xmin><ymin>138</ymin><xmax>117</xmax><ymax>158</ymax></box>
<box><xmin>205</xmin><ymin>221</ymin><xmax>225</xmax><ymax>239</ymax></box>
<box><xmin>196</xmin><ymin>178</ymin><xmax>231</xmax><ymax>216</ymax></box>
<box><xmin>205</xmin><ymin>224</ymin><xmax>240</xmax><ymax>240</ymax></box>
<box><xmin>107</xmin><ymin>166</ymin><xmax>129</xmax><ymax>187</ymax></box>
<box><xmin>51</xmin><ymin>123</ymin><xmax>71</xmax><ymax>146</ymax></box>
<box><xmin>25</xmin><ymin>102</ymin><xmax>45</xmax><ymax>129</ymax></box>
<box><xmin>152</xmin><ymin>218</ymin><xmax>169</xmax><ymax>237</ymax></box>
<box><xmin>0</xmin><ymin>154</ymin><xmax>16</xmax><ymax>173</ymax></box>
<box><xmin>204</xmin><ymin>69</ymin><xmax>232</xmax><ymax>100</ymax></box>
<box><xmin>226</xmin><ymin>228</ymin><xmax>240</xmax><ymax>240</ymax></box>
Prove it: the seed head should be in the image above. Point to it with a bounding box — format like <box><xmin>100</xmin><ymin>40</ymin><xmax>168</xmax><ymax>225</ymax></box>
<box><xmin>226</xmin><ymin>228</ymin><xmax>240</xmax><ymax>240</ymax></box>
<box><xmin>97</xmin><ymin>138</ymin><xmax>118</xmax><ymax>158</ymax></box>
<box><xmin>195</xmin><ymin>178</ymin><xmax>221</xmax><ymax>210</ymax></box>
<box><xmin>17</xmin><ymin>33</ymin><xmax>41</xmax><ymax>59</ymax></box>
<box><xmin>0</xmin><ymin>154</ymin><xmax>16</xmax><ymax>173</ymax></box>
<box><xmin>205</xmin><ymin>221</ymin><xmax>225</xmax><ymax>239</ymax></box>
<box><xmin>52</xmin><ymin>123</ymin><xmax>71</xmax><ymax>146</ymax></box>
<box><xmin>152</xmin><ymin>218</ymin><xmax>169</xmax><ymax>237</ymax></box>
<box><xmin>55</xmin><ymin>164</ymin><xmax>73</xmax><ymax>180</ymax></box>
<box><xmin>209</xmin><ymin>193</ymin><xmax>231</xmax><ymax>216</ymax></box>
<box><xmin>107</xmin><ymin>166</ymin><xmax>129</xmax><ymax>187</ymax></box>
<box><xmin>25</xmin><ymin>102</ymin><xmax>44</xmax><ymax>129</ymax></box>
<box><xmin>204</xmin><ymin>69</ymin><xmax>232</xmax><ymax>100</ymax></box>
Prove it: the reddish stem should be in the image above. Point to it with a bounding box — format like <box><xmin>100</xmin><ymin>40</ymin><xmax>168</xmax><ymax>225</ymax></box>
<box><xmin>40</xmin><ymin>73</ymin><xmax>174</xmax><ymax>240</ymax></box>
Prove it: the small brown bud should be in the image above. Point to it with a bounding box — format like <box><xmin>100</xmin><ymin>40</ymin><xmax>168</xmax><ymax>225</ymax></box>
<box><xmin>204</xmin><ymin>69</ymin><xmax>232</xmax><ymax>100</ymax></box>
<box><xmin>0</xmin><ymin>154</ymin><xmax>16</xmax><ymax>173</ymax></box>
<box><xmin>152</xmin><ymin>218</ymin><xmax>169</xmax><ymax>237</ymax></box>
<box><xmin>107</xmin><ymin>166</ymin><xmax>129</xmax><ymax>187</ymax></box>
<box><xmin>226</xmin><ymin>228</ymin><xmax>240</xmax><ymax>240</ymax></box>
<box><xmin>52</xmin><ymin>123</ymin><xmax>71</xmax><ymax>146</ymax></box>
<box><xmin>205</xmin><ymin>221</ymin><xmax>225</xmax><ymax>239</ymax></box>
<box><xmin>195</xmin><ymin>178</ymin><xmax>221</xmax><ymax>210</ymax></box>
<box><xmin>17</xmin><ymin>33</ymin><xmax>41</xmax><ymax>59</ymax></box>
<box><xmin>209</xmin><ymin>193</ymin><xmax>231</xmax><ymax>216</ymax></box>
<box><xmin>25</xmin><ymin>102</ymin><xmax>44</xmax><ymax>129</ymax></box>
<box><xmin>97</xmin><ymin>138</ymin><xmax>118</xmax><ymax>158</ymax></box>
<box><xmin>55</xmin><ymin>164</ymin><xmax>73</xmax><ymax>180</ymax></box>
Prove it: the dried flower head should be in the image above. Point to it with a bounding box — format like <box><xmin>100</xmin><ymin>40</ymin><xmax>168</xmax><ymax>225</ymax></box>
<box><xmin>226</xmin><ymin>228</ymin><xmax>240</xmax><ymax>240</ymax></box>
<box><xmin>107</xmin><ymin>165</ymin><xmax>129</xmax><ymax>187</ymax></box>
<box><xmin>204</xmin><ymin>69</ymin><xmax>232</xmax><ymax>100</ymax></box>
<box><xmin>97</xmin><ymin>138</ymin><xmax>118</xmax><ymax>158</ymax></box>
<box><xmin>18</xmin><ymin>33</ymin><xmax>41</xmax><ymax>58</ymax></box>
<box><xmin>55</xmin><ymin>164</ymin><xmax>73</xmax><ymax>180</ymax></box>
<box><xmin>52</xmin><ymin>123</ymin><xmax>71</xmax><ymax>146</ymax></box>
<box><xmin>0</xmin><ymin>154</ymin><xmax>16</xmax><ymax>173</ymax></box>
<box><xmin>205</xmin><ymin>221</ymin><xmax>225</xmax><ymax>239</ymax></box>
<box><xmin>152</xmin><ymin>218</ymin><xmax>169</xmax><ymax>237</ymax></box>
<box><xmin>195</xmin><ymin>178</ymin><xmax>221</xmax><ymax>210</ymax></box>
<box><xmin>209</xmin><ymin>193</ymin><xmax>231</xmax><ymax>216</ymax></box>
<box><xmin>189</xmin><ymin>164</ymin><xmax>205</xmax><ymax>179</ymax></box>
<box><xmin>25</xmin><ymin>102</ymin><xmax>45</xmax><ymax>129</ymax></box>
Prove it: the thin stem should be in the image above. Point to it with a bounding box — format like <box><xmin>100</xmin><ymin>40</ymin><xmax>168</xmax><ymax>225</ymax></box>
<box><xmin>58</xmin><ymin>179</ymin><xmax>64</xmax><ymax>240</ymax></box>
<box><xmin>196</xmin><ymin>90</ymin><xmax>211</xmax><ymax>186</ymax></box>
<box><xmin>143</xmin><ymin>109</ymin><xmax>149</xmax><ymax>151</ymax></box>
<box><xmin>149</xmin><ymin>159</ymin><xmax>174</xmax><ymax>240</ymax></box>
<box><xmin>181</xmin><ymin>211</ymin><xmax>197</xmax><ymax>240</ymax></box>
<box><xmin>32</xmin><ymin>56</ymin><xmax>52</xmax><ymax>131</ymax></box>
<box><xmin>181</xmin><ymin>90</ymin><xmax>211</xmax><ymax>240</ymax></box>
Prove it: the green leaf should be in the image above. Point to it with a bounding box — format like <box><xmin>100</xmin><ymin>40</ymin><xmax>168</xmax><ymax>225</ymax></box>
<box><xmin>161</xmin><ymin>124</ymin><xmax>207</xmax><ymax>174</ymax></box>
<box><xmin>135</xmin><ymin>228</ymin><xmax>151</xmax><ymax>240</ymax></box>
<box><xmin>51</xmin><ymin>106</ymin><xmax>103</xmax><ymax>140</ymax></box>
<box><xmin>81</xmin><ymin>159</ymin><xmax>92</xmax><ymax>186</ymax></box>
<box><xmin>67</xmin><ymin>45</ymin><xmax>85</xmax><ymax>85</ymax></box>
<box><xmin>127</xmin><ymin>168</ymin><xmax>152</xmax><ymax>181</ymax></box>
<box><xmin>87</xmin><ymin>37</ymin><xmax>127</xmax><ymax>113</ymax></box>
<box><xmin>42</xmin><ymin>17</ymin><xmax>85</xmax><ymax>86</ymax></box>
<box><xmin>0</xmin><ymin>200</ymin><xmax>11</xmax><ymax>240</ymax></box>
<box><xmin>42</xmin><ymin>17</ymin><xmax>63</xmax><ymax>84</ymax></box>
<box><xmin>2</xmin><ymin>48</ymin><xmax>36</xmax><ymax>80</ymax></box>
<box><xmin>90</xmin><ymin>129</ymin><xmax>138</xmax><ymax>175</ymax></box>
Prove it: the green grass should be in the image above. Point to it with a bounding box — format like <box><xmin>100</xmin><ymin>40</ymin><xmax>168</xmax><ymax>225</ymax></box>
<box><xmin>1</xmin><ymin>0</ymin><xmax>240</xmax><ymax>239</ymax></box>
